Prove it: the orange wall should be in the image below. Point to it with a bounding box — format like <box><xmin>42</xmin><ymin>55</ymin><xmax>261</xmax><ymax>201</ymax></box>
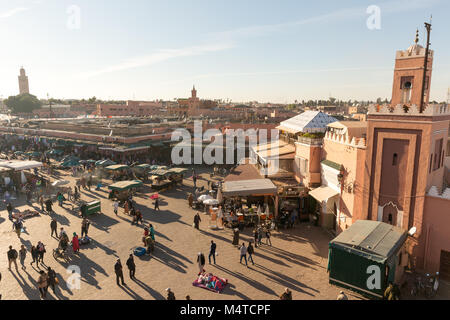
<box><xmin>415</xmin><ymin>196</ymin><xmax>450</xmax><ymax>272</ymax></box>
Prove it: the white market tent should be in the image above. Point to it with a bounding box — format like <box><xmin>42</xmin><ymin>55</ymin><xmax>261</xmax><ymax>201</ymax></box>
<box><xmin>276</xmin><ymin>111</ymin><xmax>337</xmax><ymax>134</ymax></box>
<box><xmin>222</xmin><ymin>179</ymin><xmax>277</xmax><ymax>197</ymax></box>
<box><xmin>0</xmin><ymin>160</ymin><xmax>43</xmax><ymax>171</ymax></box>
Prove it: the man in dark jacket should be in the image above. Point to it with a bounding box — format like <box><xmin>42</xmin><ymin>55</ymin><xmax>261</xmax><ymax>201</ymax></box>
<box><xmin>208</xmin><ymin>240</ymin><xmax>216</xmax><ymax>264</ymax></box>
<box><xmin>7</xmin><ymin>246</ymin><xmax>18</xmax><ymax>271</ymax></box>
<box><xmin>247</xmin><ymin>242</ymin><xmax>255</xmax><ymax>265</ymax></box>
<box><xmin>114</xmin><ymin>259</ymin><xmax>126</xmax><ymax>286</ymax></box>
<box><xmin>6</xmin><ymin>203</ymin><xmax>13</xmax><ymax>220</ymax></box>
<box><xmin>47</xmin><ymin>267</ymin><xmax>57</xmax><ymax>294</ymax></box>
<box><xmin>194</xmin><ymin>213</ymin><xmax>201</xmax><ymax>230</ymax></box>
<box><xmin>166</xmin><ymin>288</ymin><xmax>175</xmax><ymax>300</ymax></box>
<box><xmin>45</xmin><ymin>199</ymin><xmax>53</xmax><ymax>213</ymax></box>
<box><xmin>126</xmin><ymin>254</ymin><xmax>136</xmax><ymax>280</ymax></box>
<box><xmin>50</xmin><ymin>219</ymin><xmax>58</xmax><ymax>238</ymax></box>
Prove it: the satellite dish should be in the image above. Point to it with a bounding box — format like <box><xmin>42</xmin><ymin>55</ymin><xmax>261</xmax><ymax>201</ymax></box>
<box><xmin>408</xmin><ymin>226</ymin><xmax>417</xmax><ymax>236</ymax></box>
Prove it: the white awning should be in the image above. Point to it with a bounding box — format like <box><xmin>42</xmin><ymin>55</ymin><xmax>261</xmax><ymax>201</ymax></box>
<box><xmin>309</xmin><ymin>186</ymin><xmax>339</xmax><ymax>203</ymax></box>
<box><xmin>0</xmin><ymin>160</ymin><xmax>43</xmax><ymax>171</ymax></box>
<box><xmin>223</xmin><ymin>179</ymin><xmax>277</xmax><ymax>197</ymax></box>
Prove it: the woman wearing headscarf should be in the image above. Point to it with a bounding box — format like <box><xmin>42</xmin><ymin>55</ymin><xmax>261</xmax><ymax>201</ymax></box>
<box><xmin>72</xmin><ymin>232</ymin><xmax>80</xmax><ymax>253</ymax></box>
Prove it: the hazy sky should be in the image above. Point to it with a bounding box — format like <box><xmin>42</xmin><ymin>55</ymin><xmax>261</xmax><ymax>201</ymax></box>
<box><xmin>0</xmin><ymin>0</ymin><xmax>449</xmax><ymax>103</ymax></box>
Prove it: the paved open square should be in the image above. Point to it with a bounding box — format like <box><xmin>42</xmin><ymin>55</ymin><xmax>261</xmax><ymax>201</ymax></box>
<box><xmin>0</xmin><ymin>167</ymin><xmax>350</xmax><ymax>300</ymax></box>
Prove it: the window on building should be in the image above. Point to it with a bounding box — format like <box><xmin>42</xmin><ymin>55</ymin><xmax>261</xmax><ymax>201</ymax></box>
<box><xmin>434</xmin><ymin>138</ymin><xmax>443</xmax><ymax>171</ymax></box>
<box><xmin>392</xmin><ymin>153</ymin><xmax>398</xmax><ymax>166</ymax></box>
<box><xmin>400</xmin><ymin>77</ymin><xmax>413</xmax><ymax>104</ymax></box>
<box><xmin>429</xmin><ymin>154</ymin><xmax>433</xmax><ymax>173</ymax></box>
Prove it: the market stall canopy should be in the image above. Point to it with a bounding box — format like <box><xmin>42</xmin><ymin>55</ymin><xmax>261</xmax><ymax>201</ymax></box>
<box><xmin>0</xmin><ymin>167</ymin><xmax>13</xmax><ymax>173</ymax></box>
<box><xmin>108</xmin><ymin>180</ymin><xmax>143</xmax><ymax>191</ymax></box>
<box><xmin>150</xmin><ymin>168</ymin><xmax>170</xmax><ymax>176</ymax></box>
<box><xmin>47</xmin><ymin>149</ymin><xmax>64</xmax><ymax>155</ymax></box>
<box><xmin>222</xmin><ymin>179</ymin><xmax>277</xmax><ymax>197</ymax></box>
<box><xmin>105</xmin><ymin>164</ymin><xmax>130</xmax><ymax>171</ymax></box>
<box><xmin>0</xmin><ymin>160</ymin><xmax>43</xmax><ymax>171</ymax></box>
<box><xmin>61</xmin><ymin>155</ymin><xmax>80</xmax><ymax>162</ymax></box>
<box><xmin>308</xmin><ymin>186</ymin><xmax>339</xmax><ymax>203</ymax></box>
<box><xmin>95</xmin><ymin>159</ymin><xmax>116</xmax><ymax>167</ymax></box>
<box><xmin>168</xmin><ymin>167</ymin><xmax>188</xmax><ymax>174</ymax></box>
<box><xmin>150</xmin><ymin>165</ymin><xmax>168</xmax><ymax>170</ymax></box>
<box><xmin>276</xmin><ymin>111</ymin><xmax>337</xmax><ymax>134</ymax></box>
<box><xmin>25</xmin><ymin>151</ymin><xmax>42</xmax><ymax>157</ymax></box>
<box><xmin>61</xmin><ymin>159</ymin><xmax>80</xmax><ymax>168</ymax></box>
<box><xmin>252</xmin><ymin>140</ymin><xmax>295</xmax><ymax>162</ymax></box>
<box><xmin>137</xmin><ymin>164</ymin><xmax>152</xmax><ymax>169</ymax></box>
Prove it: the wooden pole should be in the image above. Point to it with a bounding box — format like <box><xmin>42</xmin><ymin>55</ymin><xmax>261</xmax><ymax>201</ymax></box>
<box><xmin>419</xmin><ymin>22</ymin><xmax>432</xmax><ymax>113</ymax></box>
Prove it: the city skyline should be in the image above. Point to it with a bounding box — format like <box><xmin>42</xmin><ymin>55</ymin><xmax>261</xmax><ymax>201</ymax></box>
<box><xmin>1</xmin><ymin>0</ymin><xmax>450</xmax><ymax>103</ymax></box>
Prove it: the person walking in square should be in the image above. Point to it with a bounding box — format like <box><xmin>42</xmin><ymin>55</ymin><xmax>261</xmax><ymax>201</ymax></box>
<box><xmin>126</xmin><ymin>254</ymin><xmax>136</xmax><ymax>280</ymax></box>
<box><xmin>136</xmin><ymin>210</ymin><xmax>143</xmax><ymax>225</ymax></box>
<box><xmin>37</xmin><ymin>270</ymin><xmax>48</xmax><ymax>299</ymax></box>
<box><xmin>239</xmin><ymin>243</ymin><xmax>248</xmax><ymax>267</ymax></box>
<box><xmin>166</xmin><ymin>288</ymin><xmax>175</xmax><ymax>300</ymax></box>
<box><xmin>39</xmin><ymin>195</ymin><xmax>45</xmax><ymax>212</ymax></box>
<box><xmin>154</xmin><ymin>198</ymin><xmax>160</xmax><ymax>211</ymax></box>
<box><xmin>197</xmin><ymin>252</ymin><xmax>206</xmax><ymax>275</ymax></box>
<box><xmin>6</xmin><ymin>202</ymin><xmax>13</xmax><ymax>220</ymax></box>
<box><xmin>13</xmin><ymin>219</ymin><xmax>23</xmax><ymax>238</ymax></box>
<box><xmin>37</xmin><ymin>241</ymin><xmax>46</xmax><ymax>265</ymax></box>
<box><xmin>208</xmin><ymin>240</ymin><xmax>216</xmax><ymax>264</ymax></box>
<box><xmin>247</xmin><ymin>242</ymin><xmax>255</xmax><ymax>265</ymax></box>
<box><xmin>257</xmin><ymin>227</ymin><xmax>263</xmax><ymax>246</ymax></box>
<box><xmin>114</xmin><ymin>259</ymin><xmax>126</xmax><ymax>286</ymax></box>
<box><xmin>30</xmin><ymin>245</ymin><xmax>39</xmax><ymax>268</ymax></box>
<box><xmin>71</xmin><ymin>233</ymin><xmax>80</xmax><ymax>253</ymax></box>
<box><xmin>19</xmin><ymin>245</ymin><xmax>27</xmax><ymax>270</ymax></box>
<box><xmin>50</xmin><ymin>218</ymin><xmax>58</xmax><ymax>238</ymax></box>
<box><xmin>7</xmin><ymin>245</ymin><xmax>18</xmax><ymax>271</ymax></box>
<box><xmin>113</xmin><ymin>200</ymin><xmax>119</xmax><ymax>215</ymax></box>
<box><xmin>265</xmin><ymin>228</ymin><xmax>272</xmax><ymax>246</ymax></box>
<box><xmin>46</xmin><ymin>267</ymin><xmax>57</xmax><ymax>294</ymax></box>
<box><xmin>253</xmin><ymin>228</ymin><xmax>258</xmax><ymax>248</ymax></box>
<box><xmin>81</xmin><ymin>218</ymin><xmax>90</xmax><ymax>237</ymax></box>
<box><xmin>57</xmin><ymin>193</ymin><xmax>65</xmax><ymax>207</ymax></box>
<box><xmin>194</xmin><ymin>212</ymin><xmax>201</xmax><ymax>230</ymax></box>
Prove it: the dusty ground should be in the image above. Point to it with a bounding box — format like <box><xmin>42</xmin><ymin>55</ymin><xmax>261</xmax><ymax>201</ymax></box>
<box><xmin>0</xmin><ymin>166</ymin><xmax>363</xmax><ymax>300</ymax></box>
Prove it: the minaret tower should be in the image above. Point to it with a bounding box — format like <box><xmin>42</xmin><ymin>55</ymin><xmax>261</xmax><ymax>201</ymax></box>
<box><xmin>18</xmin><ymin>67</ymin><xmax>30</xmax><ymax>94</ymax></box>
<box><xmin>390</xmin><ymin>29</ymin><xmax>433</xmax><ymax>109</ymax></box>
<box><xmin>191</xmin><ymin>85</ymin><xmax>197</xmax><ymax>99</ymax></box>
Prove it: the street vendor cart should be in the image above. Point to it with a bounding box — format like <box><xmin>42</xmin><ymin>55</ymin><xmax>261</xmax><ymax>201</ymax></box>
<box><xmin>132</xmin><ymin>164</ymin><xmax>152</xmax><ymax>181</ymax></box>
<box><xmin>149</xmin><ymin>168</ymin><xmax>174</xmax><ymax>191</ymax></box>
<box><xmin>108</xmin><ymin>180</ymin><xmax>143</xmax><ymax>201</ymax></box>
<box><xmin>80</xmin><ymin>199</ymin><xmax>101</xmax><ymax>217</ymax></box>
<box><xmin>105</xmin><ymin>164</ymin><xmax>131</xmax><ymax>181</ymax></box>
<box><xmin>166</xmin><ymin>167</ymin><xmax>188</xmax><ymax>184</ymax></box>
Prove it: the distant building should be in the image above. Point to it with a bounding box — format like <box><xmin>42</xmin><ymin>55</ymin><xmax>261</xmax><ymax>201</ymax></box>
<box><xmin>18</xmin><ymin>67</ymin><xmax>29</xmax><ymax>94</ymax></box>
<box><xmin>96</xmin><ymin>100</ymin><xmax>163</xmax><ymax>117</ymax></box>
<box><xmin>317</xmin><ymin>105</ymin><xmax>337</xmax><ymax>114</ymax></box>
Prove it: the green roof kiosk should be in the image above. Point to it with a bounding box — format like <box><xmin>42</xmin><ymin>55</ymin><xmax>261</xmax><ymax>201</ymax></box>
<box><xmin>328</xmin><ymin>220</ymin><xmax>408</xmax><ymax>299</ymax></box>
